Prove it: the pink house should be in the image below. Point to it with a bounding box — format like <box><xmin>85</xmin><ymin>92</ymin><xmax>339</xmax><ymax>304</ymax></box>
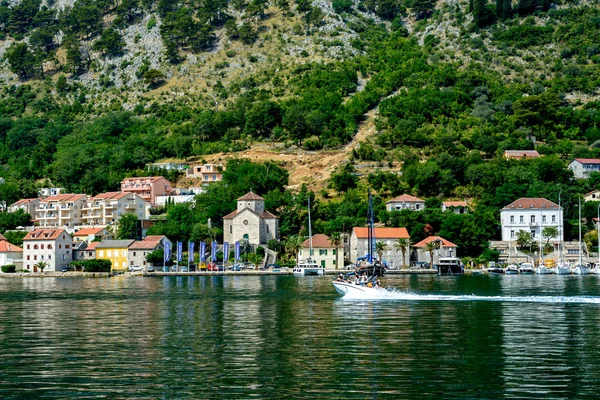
<box><xmin>120</xmin><ymin>176</ymin><xmax>173</xmax><ymax>205</ymax></box>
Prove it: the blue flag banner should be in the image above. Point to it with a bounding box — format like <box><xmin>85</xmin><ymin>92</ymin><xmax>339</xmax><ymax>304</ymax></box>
<box><xmin>188</xmin><ymin>242</ymin><xmax>194</xmax><ymax>263</ymax></box>
<box><xmin>164</xmin><ymin>241</ymin><xmax>171</xmax><ymax>262</ymax></box>
<box><xmin>235</xmin><ymin>241</ymin><xmax>240</xmax><ymax>261</ymax></box>
<box><xmin>211</xmin><ymin>241</ymin><xmax>218</xmax><ymax>262</ymax></box>
<box><xmin>223</xmin><ymin>242</ymin><xmax>229</xmax><ymax>262</ymax></box>
<box><xmin>177</xmin><ymin>242</ymin><xmax>183</xmax><ymax>262</ymax></box>
<box><xmin>200</xmin><ymin>242</ymin><xmax>206</xmax><ymax>262</ymax></box>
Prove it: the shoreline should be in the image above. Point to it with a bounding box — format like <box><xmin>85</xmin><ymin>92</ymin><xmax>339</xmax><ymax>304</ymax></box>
<box><xmin>0</xmin><ymin>269</ymin><xmax>439</xmax><ymax>278</ymax></box>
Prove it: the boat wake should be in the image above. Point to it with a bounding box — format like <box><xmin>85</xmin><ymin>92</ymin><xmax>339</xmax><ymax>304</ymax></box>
<box><xmin>340</xmin><ymin>289</ymin><xmax>600</xmax><ymax>304</ymax></box>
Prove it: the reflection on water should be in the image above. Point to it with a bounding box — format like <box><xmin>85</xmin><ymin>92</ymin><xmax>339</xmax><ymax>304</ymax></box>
<box><xmin>1</xmin><ymin>275</ymin><xmax>600</xmax><ymax>398</ymax></box>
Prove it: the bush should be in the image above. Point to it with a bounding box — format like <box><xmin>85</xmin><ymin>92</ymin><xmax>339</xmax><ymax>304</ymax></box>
<box><xmin>1</xmin><ymin>265</ymin><xmax>16</xmax><ymax>273</ymax></box>
<box><xmin>70</xmin><ymin>259</ymin><xmax>112</xmax><ymax>272</ymax></box>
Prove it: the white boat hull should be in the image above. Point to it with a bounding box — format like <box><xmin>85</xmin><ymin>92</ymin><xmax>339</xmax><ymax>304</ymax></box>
<box><xmin>332</xmin><ymin>281</ymin><xmax>383</xmax><ymax>296</ymax></box>
<box><xmin>553</xmin><ymin>267</ymin><xmax>571</xmax><ymax>275</ymax></box>
<box><xmin>293</xmin><ymin>267</ymin><xmax>324</xmax><ymax>276</ymax></box>
<box><xmin>572</xmin><ymin>266</ymin><xmax>590</xmax><ymax>275</ymax></box>
<box><xmin>535</xmin><ymin>267</ymin><xmax>553</xmax><ymax>275</ymax></box>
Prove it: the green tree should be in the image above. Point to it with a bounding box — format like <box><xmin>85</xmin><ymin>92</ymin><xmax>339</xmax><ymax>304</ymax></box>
<box><xmin>117</xmin><ymin>214</ymin><xmax>138</xmax><ymax>239</ymax></box>
<box><xmin>423</xmin><ymin>240</ymin><xmax>439</xmax><ymax>267</ymax></box>
<box><xmin>4</xmin><ymin>42</ymin><xmax>36</xmax><ymax>80</ymax></box>
<box><xmin>329</xmin><ymin>232</ymin><xmax>342</xmax><ymax>270</ymax></box>
<box><xmin>143</xmin><ymin>69</ymin><xmax>165</xmax><ymax>86</ymax></box>
<box><xmin>93</xmin><ymin>28</ymin><xmax>126</xmax><ymax>56</ymax></box>
<box><xmin>375</xmin><ymin>241</ymin><xmax>388</xmax><ymax>262</ymax></box>
<box><xmin>495</xmin><ymin>0</ymin><xmax>511</xmax><ymax>20</ymax></box>
<box><xmin>285</xmin><ymin>235</ymin><xmax>304</xmax><ymax>265</ymax></box>
<box><xmin>516</xmin><ymin>230</ymin><xmax>533</xmax><ymax>250</ymax></box>
<box><xmin>394</xmin><ymin>237</ymin><xmax>411</xmax><ymax>269</ymax></box>
<box><xmin>34</xmin><ymin>260</ymin><xmax>48</xmax><ymax>272</ymax></box>
<box><xmin>542</xmin><ymin>226</ymin><xmax>559</xmax><ymax>249</ymax></box>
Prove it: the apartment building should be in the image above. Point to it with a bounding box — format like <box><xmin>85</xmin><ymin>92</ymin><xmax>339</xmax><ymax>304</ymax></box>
<box><xmin>186</xmin><ymin>163</ymin><xmax>225</xmax><ymax>183</ymax></box>
<box><xmin>81</xmin><ymin>192</ymin><xmax>149</xmax><ymax>226</ymax></box>
<box><xmin>120</xmin><ymin>176</ymin><xmax>173</xmax><ymax>205</ymax></box>
<box><xmin>35</xmin><ymin>194</ymin><xmax>88</xmax><ymax>228</ymax></box>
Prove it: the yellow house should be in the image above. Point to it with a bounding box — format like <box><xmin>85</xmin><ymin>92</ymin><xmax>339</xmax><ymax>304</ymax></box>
<box><xmin>95</xmin><ymin>240</ymin><xmax>135</xmax><ymax>271</ymax></box>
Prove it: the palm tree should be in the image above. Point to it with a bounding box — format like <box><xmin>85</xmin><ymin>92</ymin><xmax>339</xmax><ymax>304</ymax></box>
<box><xmin>285</xmin><ymin>235</ymin><xmax>304</xmax><ymax>265</ymax></box>
<box><xmin>329</xmin><ymin>232</ymin><xmax>342</xmax><ymax>270</ymax></box>
<box><xmin>375</xmin><ymin>241</ymin><xmax>388</xmax><ymax>263</ymax></box>
<box><xmin>34</xmin><ymin>260</ymin><xmax>49</xmax><ymax>273</ymax></box>
<box><xmin>423</xmin><ymin>240</ymin><xmax>440</xmax><ymax>268</ymax></box>
<box><xmin>394</xmin><ymin>238</ymin><xmax>411</xmax><ymax>269</ymax></box>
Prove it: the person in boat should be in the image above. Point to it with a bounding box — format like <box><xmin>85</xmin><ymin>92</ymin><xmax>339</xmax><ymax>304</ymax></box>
<box><xmin>375</xmin><ymin>279</ymin><xmax>382</xmax><ymax>288</ymax></box>
<box><xmin>336</xmin><ymin>273</ymin><xmax>344</xmax><ymax>282</ymax></box>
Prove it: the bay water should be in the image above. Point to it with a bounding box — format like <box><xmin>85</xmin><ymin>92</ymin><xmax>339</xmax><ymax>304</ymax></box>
<box><xmin>1</xmin><ymin>274</ymin><xmax>600</xmax><ymax>399</ymax></box>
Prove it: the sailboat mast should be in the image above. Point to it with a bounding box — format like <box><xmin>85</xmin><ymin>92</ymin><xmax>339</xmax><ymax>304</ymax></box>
<box><xmin>579</xmin><ymin>197</ymin><xmax>582</xmax><ymax>267</ymax></box>
<box><xmin>308</xmin><ymin>197</ymin><xmax>313</xmax><ymax>260</ymax></box>
<box><xmin>367</xmin><ymin>189</ymin><xmax>373</xmax><ymax>264</ymax></box>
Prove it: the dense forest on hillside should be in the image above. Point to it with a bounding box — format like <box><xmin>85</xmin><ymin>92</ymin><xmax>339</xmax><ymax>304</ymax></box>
<box><xmin>1</xmin><ymin>0</ymin><xmax>600</xmax><ymax>259</ymax></box>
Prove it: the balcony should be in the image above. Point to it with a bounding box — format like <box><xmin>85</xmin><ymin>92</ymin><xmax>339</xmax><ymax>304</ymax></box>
<box><xmin>529</xmin><ymin>222</ymin><xmax>538</xmax><ymax>227</ymax></box>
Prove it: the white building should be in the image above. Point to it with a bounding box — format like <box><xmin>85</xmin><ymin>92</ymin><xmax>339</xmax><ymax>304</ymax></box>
<box><xmin>350</xmin><ymin>227</ymin><xmax>410</xmax><ymax>269</ymax></box>
<box><xmin>80</xmin><ymin>192</ymin><xmax>149</xmax><ymax>227</ymax></box>
<box><xmin>442</xmin><ymin>201</ymin><xmax>469</xmax><ymax>214</ymax></box>
<box><xmin>297</xmin><ymin>234</ymin><xmax>340</xmax><ymax>269</ymax></box>
<box><xmin>412</xmin><ymin>236</ymin><xmax>457</xmax><ymax>265</ymax></box>
<box><xmin>8</xmin><ymin>198</ymin><xmax>39</xmax><ymax>215</ymax></box>
<box><xmin>23</xmin><ymin>228</ymin><xmax>73</xmax><ymax>272</ymax></box>
<box><xmin>500</xmin><ymin>198</ymin><xmax>563</xmax><ymax>242</ymax></box>
<box><xmin>128</xmin><ymin>235</ymin><xmax>170</xmax><ymax>269</ymax></box>
<box><xmin>568</xmin><ymin>158</ymin><xmax>600</xmax><ymax>179</ymax></box>
<box><xmin>223</xmin><ymin>192</ymin><xmax>278</xmax><ymax>245</ymax></box>
<box><xmin>584</xmin><ymin>190</ymin><xmax>600</xmax><ymax>202</ymax></box>
<box><xmin>385</xmin><ymin>194</ymin><xmax>425</xmax><ymax>212</ymax></box>
<box><xmin>0</xmin><ymin>234</ymin><xmax>23</xmax><ymax>270</ymax></box>
<box><xmin>35</xmin><ymin>194</ymin><xmax>89</xmax><ymax>229</ymax></box>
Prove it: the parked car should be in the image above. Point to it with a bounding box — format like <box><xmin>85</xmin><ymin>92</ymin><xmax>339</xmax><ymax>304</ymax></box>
<box><xmin>229</xmin><ymin>263</ymin><xmax>244</xmax><ymax>271</ymax></box>
<box><xmin>147</xmin><ymin>266</ymin><xmax>155</xmax><ymax>272</ymax></box>
<box><xmin>207</xmin><ymin>263</ymin><xmax>223</xmax><ymax>271</ymax></box>
<box><xmin>131</xmin><ymin>265</ymin><xmax>144</xmax><ymax>272</ymax></box>
<box><xmin>243</xmin><ymin>262</ymin><xmax>256</xmax><ymax>270</ymax></box>
<box><xmin>179</xmin><ymin>267</ymin><xmax>188</xmax><ymax>272</ymax></box>
<box><xmin>61</xmin><ymin>266</ymin><xmax>75</xmax><ymax>272</ymax></box>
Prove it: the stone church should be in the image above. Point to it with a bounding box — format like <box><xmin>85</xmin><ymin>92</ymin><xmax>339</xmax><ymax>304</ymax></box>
<box><xmin>223</xmin><ymin>192</ymin><xmax>278</xmax><ymax>245</ymax></box>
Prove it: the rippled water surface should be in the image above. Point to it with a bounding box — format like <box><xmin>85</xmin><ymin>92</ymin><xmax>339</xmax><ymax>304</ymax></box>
<box><xmin>2</xmin><ymin>274</ymin><xmax>600</xmax><ymax>399</ymax></box>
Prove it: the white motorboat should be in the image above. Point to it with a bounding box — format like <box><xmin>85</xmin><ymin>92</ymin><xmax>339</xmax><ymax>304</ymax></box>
<box><xmin>553</xmin><ymin>263</ymin><xmax>571</xmax><ymax>275</ymax></box>
<box><xmin>592</xmin><ymin>264</ymin><xmax>600</xmax><ymax>275</ymax></box>
<box><xmin>504</xmin><ymin>264</ymin><xmax>519</xmax><ymax>275</ymax></box>
<box><xmin>572</xmin><ymin>264</ymin><xmax>591</xmax><ymax>275</ymax></box>
<box><xmin>518</xmin><ymin>262</ymin><xmax>534</xmax><ymax>275</ymax></box>
<box><xmin>293</xmin><ymin>260</ymin><xmax>324</xmax><ymax>276</ymax></box>
<box><xmin>332</xmin><ymin>280</ymin><xmax>384</xmax><ymax>296</ymax></box>
<box><xmin>535</xmin><ymin>265</ymin><xmax>553</xmax><ymax>275</ymax></box>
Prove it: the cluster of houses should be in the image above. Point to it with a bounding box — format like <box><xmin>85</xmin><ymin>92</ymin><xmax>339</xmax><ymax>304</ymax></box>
<box><xmin>3</xmin><ymin>152</ymin><xmax>600</xmax><ymax>272</ymax></box>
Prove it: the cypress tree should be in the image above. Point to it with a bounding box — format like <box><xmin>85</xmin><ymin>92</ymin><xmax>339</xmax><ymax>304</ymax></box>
<box><xmin>496</xmin><ymin>0</ymin><xmax>512</xmax><ymax>20</ymax></box>
<box><xmin>473</xmin><ymin>0</ymin><xmax>494</xmax><ymax>28</ymax></box>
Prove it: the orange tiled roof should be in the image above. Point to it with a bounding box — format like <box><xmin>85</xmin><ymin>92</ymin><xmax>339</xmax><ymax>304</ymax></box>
<box><xmin>86</xmin><ymin>242</ymin><xmax>100</xmax><ymax>250</ymax></box>
<box><xmin>573</xmin><ymin>158</ymin><xmax>600</xmax><ymax>165</ymax></box>
<box><xmin>386</xmin><ymin>194</ymin><xmax>424</xmax><ymax>203</ymax></box>
<box><xmin>238</xmin><ymin>192</ymin><xmax>264</xmax><ymax>201</ymax></box>
<box><xmin>353</xmin><ymin>227</ymin><xmax>410</xmax><ymax>239</ymax></box>
<box><xmin>413</xmin><ymin>236</ymin><xmax>457</xmax><ymax>247</ymax></box>
<box><xmin>128</xmin><ymin>235</ymin><xmax>165</xmax><ymax>250</ymax></box>
<box><xmin>10</xmin><ymin>198</ymin><xmax>38</xmax><ymax>207</ymax></box>
<box><xmin>504</xmin><ymin>150</ymin><xmax>540</xmax><ymax>158</ymax></box>
<box><xmin>73</xmin><ymin>227</ymin><xmax>106</xmax><ymax>236</ymax></box>
<box><xmin>260</xmin><ymin>211</ymin><xmax>277</xmax><ymax>219</ymax></box>
<box><xmin>0</xmin><ymin>240</ymin><xmax>22</xmax><ymax>252</ymax></box>
<box><xmin>40</xmin><ymin>194</ymin><xmax>86</xmax><ymax>203</ymax></box>
<box><xmin>121</xmin><ymin>176</ymin><xmax>168</xmax><ymax>183</ymax></box>
<box><xmin>223</xmin><ymin>210</ymin><xmax>238</xmax><ymax>219</ymax></box>
<box><xmin>302</xmin><ymin>234</ymin><xmax>337</xmax><ymax>248</ymax></box>
<box><xmin>443</xmin><ymin>201</ymin><xmax>468</xmax><ymax>207</ymax></box>
<box><xmin>503</xmin><ymin>198</ymin><xmax>559</xmax><ymax>210</ymax></box>
<box><xmin>24</xmin><ymin>228</ymin><xmax>69</xmax><ymax>241</ymax></box>
<box><xmin>91</xmin><ymin>192</ymin><xmax>130</xmax><ymax>200</ymax></box>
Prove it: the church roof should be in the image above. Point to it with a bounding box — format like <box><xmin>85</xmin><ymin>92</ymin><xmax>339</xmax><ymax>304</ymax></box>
<box><xmin>223</xmin><ymin>209</ymin><xmax>278</xmax><ymax>220</ymax></box>
<box><xmin>237</xmin><ymin>192</ymin><xmax>264</xmax><ymax>201</ymax></box>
